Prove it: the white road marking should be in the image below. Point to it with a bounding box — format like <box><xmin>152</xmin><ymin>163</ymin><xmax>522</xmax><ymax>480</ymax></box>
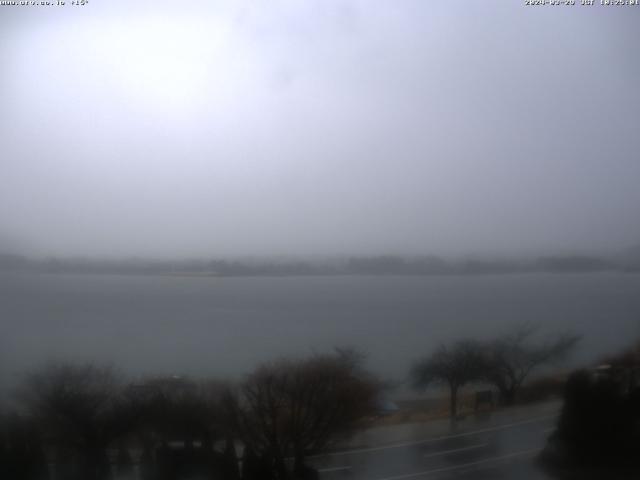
<box><xmin>422</xmin><ymin>443</ymin><xmax>487</xmax><ymax>459</ymax></box>
<box><xmin>315</xmin><ymin>414</ymin><xmax>555</xmax><ymax>458</ymax></box>
<box><xmin>371</xmin><ymin>448</ymin><xmax>541</xmax><ymax>480</ymax></box>
<box><xmin>318</xmin><ymin>466</ymin><xmax>352</xmax><ymax>473</ymax></box>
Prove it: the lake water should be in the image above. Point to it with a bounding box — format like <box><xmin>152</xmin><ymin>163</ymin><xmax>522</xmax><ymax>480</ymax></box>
<box><xmin>1</xmin><ymin>272</ymin><xmax>639</xmax><ymax>389</ymax></box>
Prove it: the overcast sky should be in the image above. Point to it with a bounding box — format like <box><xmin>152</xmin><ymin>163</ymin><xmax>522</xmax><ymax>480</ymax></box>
<box><xmin>1</xmin><ymin>0</ymin><xmax>639</xmax><ymax>258</ymax></box>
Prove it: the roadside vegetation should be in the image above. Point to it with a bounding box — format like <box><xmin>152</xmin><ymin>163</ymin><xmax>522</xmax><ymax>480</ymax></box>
<box><xmin>411</xmin><ymin>326</ymin><xmax>580</xmax><ymax>423</ymax></box>
<box><xmin>540</xmin><ymin>340</ymin><xmax>640</xmax><ymax>478</ymax></box>
<box><xmin>10</xmin><ymin>328</ymin><xmax>632</xmax><ymax>480</ymax></box>
<box><xmin>0</xmin><ymin>350</ymin><xmax>380</xmax><ymax>480</ymax></box>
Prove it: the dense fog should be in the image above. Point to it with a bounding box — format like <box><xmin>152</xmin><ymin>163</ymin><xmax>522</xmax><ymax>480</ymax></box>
<box><xmin>1</xmin><ymin>1</ymin><xmax>639</xmax><ymax>258</ymax></box>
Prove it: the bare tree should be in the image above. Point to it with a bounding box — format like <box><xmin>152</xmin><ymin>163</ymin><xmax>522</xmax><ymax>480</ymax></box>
<box><xmin>482</xmin><ymin>325</ymin><xmax>580</xmax><ymax>405</ymax></box>
<box><xmin>138</xmin><ymin>376</ymin><xmax>226</xmax><ymax>447</ymax></box>
<box><xmin>411</xmin><ymin>340</ymin><xmax>485</xmax><ymax>423</ymax></box>
<box><xmin>126</xmin><ymin>376</ymin><xmax>234</xmax><ymax>480</ymax></box>
<box><xmin>226</xmin><ymin>350</ymin><xmax>379</xmax><ymax>479</ymax></box>
<box><xmin>20</xmin><ymin>363</ymin><xmax>133</xmax><ymax>480</ymax></box>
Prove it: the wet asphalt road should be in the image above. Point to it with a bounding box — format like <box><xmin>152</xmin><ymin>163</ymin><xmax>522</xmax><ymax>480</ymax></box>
<box><xmin>310</xmin><ymin>407</ymin><xmax>558</xmax><ymax>480</ymax></box>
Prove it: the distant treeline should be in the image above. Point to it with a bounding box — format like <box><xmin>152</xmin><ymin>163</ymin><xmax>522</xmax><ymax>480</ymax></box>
<box><xmin>1</xmin><ymin>253</ymin><xmax>639</xmax><ymax>277</ymax></box>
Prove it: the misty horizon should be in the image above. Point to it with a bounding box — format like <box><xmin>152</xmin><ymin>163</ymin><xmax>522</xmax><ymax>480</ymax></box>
<box><xmin>2</xmin><ymin>233</ymin><xmax>640</xmax><ymax>262</ymax></box>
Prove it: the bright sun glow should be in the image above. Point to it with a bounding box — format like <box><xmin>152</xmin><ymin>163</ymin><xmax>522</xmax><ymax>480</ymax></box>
<box><xmin>94</xmin><ymin>16</ymin><xmax>232</xmax><ymax>110</ymax></box>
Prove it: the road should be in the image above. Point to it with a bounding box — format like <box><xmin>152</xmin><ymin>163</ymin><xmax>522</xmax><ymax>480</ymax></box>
<box><xmin>309</xmin><ymin>402</ymin><xmax>560</xmax><ymax>480</ymax></box>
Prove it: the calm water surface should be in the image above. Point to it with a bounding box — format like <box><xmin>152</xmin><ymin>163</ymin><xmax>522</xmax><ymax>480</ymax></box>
<box><xmin>1</xmin><ymin>272</ymin><xmax>639</xmax><ymax>386</ymax></box>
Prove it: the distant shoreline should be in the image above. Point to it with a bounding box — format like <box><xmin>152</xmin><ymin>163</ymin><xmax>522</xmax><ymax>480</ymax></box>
<box><xmin>2</xmin><ymin>253</ymin><xmax>639</xmax><ymax>277</ymax></box>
